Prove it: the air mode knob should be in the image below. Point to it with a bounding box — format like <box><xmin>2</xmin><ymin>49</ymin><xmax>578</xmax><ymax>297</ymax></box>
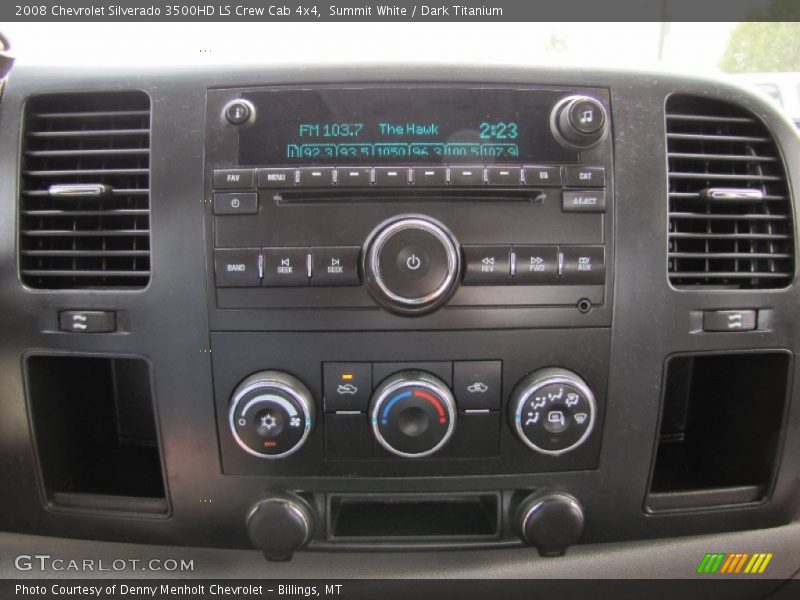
<box><xmin>247</xmin><ymin>494</ymin><xmax>315</xmax><ymax>561</ymax></box>
<box><xmin>370</xmin><ymin>370</ymin><xmax>456</xmax><ymax>458</ymax></box>
<box><xmin>509</xmin><ymin>368</ymin><xmax>596</xmax><ymax>456</ymax></box>
<box><xmin>515</xmin><ymin>491</ymin><xmax>584</xmax><ymax>556</ymax></box>
<box><xmin>550</xmin><ymin>95</ymin><xmax>608</xmax><ymax>149</ymax></box>
<box><xmin>364</xmin><ymin>216</ymin><xmax>460</xmax><ymax>315</ymax></box>
<box><xmin>229</xmin><ymin>371</ymin><xmax>315</xmax><ymax>459</ymax></box>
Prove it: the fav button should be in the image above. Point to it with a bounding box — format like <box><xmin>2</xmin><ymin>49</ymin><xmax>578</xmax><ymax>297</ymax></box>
<box><xmin>262</xmin><ymin>248</ymin><xmax>309</xmax><ymax>286</ymax></box>
<box><xmin>311</xmin><ymin>247</ymin><xmax>361</xmax><ymax>286</ymax></box>
<box><xmin>213</xmin><ymin>168</ymin><xmax>255</xmax><ymax>189</ymax></box>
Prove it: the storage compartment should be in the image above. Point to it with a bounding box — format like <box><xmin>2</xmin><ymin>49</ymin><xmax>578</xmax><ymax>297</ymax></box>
<box><xmin>647</xmin><ymin>351</ymin><xmax>791</xmax><ymax>510</ymax></box>
<box><xmin>26</xmin><ymin>355</ymin><xmax>167</xmax><ymax>514</ymax></box>
<box><xmin>328</xmin><ymin>493</ymin><xmax>499</xmax><ymax>541</ymax></box>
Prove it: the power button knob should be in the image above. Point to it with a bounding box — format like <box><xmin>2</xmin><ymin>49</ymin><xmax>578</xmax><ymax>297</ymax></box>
<box><xmin>364</xmin><ymin>216</ymin><xmax>460</xmax><ymax>315</ymax></box>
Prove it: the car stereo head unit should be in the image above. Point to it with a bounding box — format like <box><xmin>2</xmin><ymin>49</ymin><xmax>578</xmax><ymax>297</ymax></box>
<box><xmin>204</xmin><ymin>84</ymin><xmax>613</xmax><ymax>321</ymax></box>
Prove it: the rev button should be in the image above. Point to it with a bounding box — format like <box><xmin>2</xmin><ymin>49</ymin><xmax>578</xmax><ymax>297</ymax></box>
<box><xmin>462</xmin><ymin>246</ymin><xmax>512</xmax><ymax>285</ymax></box>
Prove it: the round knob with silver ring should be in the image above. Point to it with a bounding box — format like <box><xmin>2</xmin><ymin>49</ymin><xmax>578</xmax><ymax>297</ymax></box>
<box><xmin>222</xmin><ymin>98</ymin><xmax>256</xmax><ymax>126</ymax></box>
<box><xmin>509</xmin><ymin>367</ymin><xmax>596</xmax><ymax>456</ymax></box>
<box><xmin>228</xmin><ymin>371</ymin><xmax>315</xmax><ymax>459</ymax></box>
<box><xmin>247</xmin><ymin>493</ymin><xmax>315</xmax><ymax>561</ymax></box>
<box><xmin>515</xmin><ymin>491</ymin><xmax>584</xmax><ymax>556</ymax></box>
<box><xmin>370</xmin><ymin>370</ymin><xmax>457</xmax><ymax>458</ymax></box>
<box><xmin>550</xmin><ymin>94</ymin><xmax>608</xmax><ymax>149</ymax></box>
<box><xmin>363</xmin><ymin>215</ymin><xmax>460</xmax><ymax>315</ymax></box>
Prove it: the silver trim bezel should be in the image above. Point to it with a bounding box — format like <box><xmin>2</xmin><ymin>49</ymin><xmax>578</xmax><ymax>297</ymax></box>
<box><xmin>366</xmin><ymin>216</ymin><xmax>459</xmax><ymax>310</ymax></box>
<box><xmin>228</xmin><ymin>370</ymin><xmax>315</xmax><ymax>460</ymax></box>
<box><xmin>370</xmin><ymin>371</ymin><xmax>457</xmax><ymax>459</ymax></box>
<box><xmin>512</xmin><ymin>371</ymin><xmax>596</xmax><ymax>457</ymax></box>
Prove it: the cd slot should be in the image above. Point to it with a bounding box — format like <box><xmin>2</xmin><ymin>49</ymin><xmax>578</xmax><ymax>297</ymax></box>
<box><xmin>275</xmin><ymin>188</ymin><xmax>545</xmax><ymax>204</ymax></box>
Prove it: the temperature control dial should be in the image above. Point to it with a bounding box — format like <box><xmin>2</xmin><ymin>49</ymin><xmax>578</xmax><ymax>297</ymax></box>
<box><xmin>229</xmin><ymin>371</ymin><xmax>315</xmax><ymax>459</ymax></box>
<box><xmin>509</xmin><ymin>368</ymin><xmax>596</xmax><ymax>456</ymax></box>
<box><xmin>370</xmin><ymin>370</ymin><xmax>456</xmax><ymax>458</ymax></box>
<box><xmin>364</xmin><ymin>216</ymin><xmax>460</xmax><ymax>315</ymax></box>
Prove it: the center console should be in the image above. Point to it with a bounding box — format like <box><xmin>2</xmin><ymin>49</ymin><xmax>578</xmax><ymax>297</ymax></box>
<box><xmin>204</xmin><ymin>84</ymin><xmax>614</xmax><ymax>557</ymax></box>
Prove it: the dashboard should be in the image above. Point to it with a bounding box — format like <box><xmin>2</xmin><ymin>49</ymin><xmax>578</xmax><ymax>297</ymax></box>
<box><xmin>0</xmin><ymin>65</ymin><xmax>799</xmax><ymax>572</ymax></box>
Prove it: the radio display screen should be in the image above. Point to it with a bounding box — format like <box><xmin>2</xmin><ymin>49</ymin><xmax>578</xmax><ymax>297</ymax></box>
<box><xmin>238</xmin><ymin>87</ymin><xmax>576</xmax><ymax>165</ymax></box>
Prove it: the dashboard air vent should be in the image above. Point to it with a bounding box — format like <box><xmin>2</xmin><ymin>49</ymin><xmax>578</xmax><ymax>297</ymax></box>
<box><xmin>19</xmin><ymin>91</ymin><xmax>151</xmax><ymax>289</ymax></box>
<box><xmin>666</xmin><ymin>94</ymin><xmax>793</xmax><ymax>289</ymax></box>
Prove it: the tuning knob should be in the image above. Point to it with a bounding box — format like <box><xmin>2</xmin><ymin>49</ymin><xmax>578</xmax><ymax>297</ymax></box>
<box><xmin>515</xmin><ymin>491</ymin><xmax>584</xmax><ymax>556</ymax></box>
<box><xmin>550</xmin><ymin>95</ymin><xmax>608</xmax><ymax>149</ymax></box>
<box><xmin>509</xmin><ymin>368</ymin><xmax>596</xmax><ymax>456</ymax></box>
<box><xmin>229</xmin><ymin>371</ymin><xmax>315</xmax><ymax>459</ymax></box>
<box><xmin>247</xmin><ymin>494</ymin><xmax>315</xmax><ymax>561</ymax></box>
<box><xmin>364</xmin><ymin>215</ymin><xmax>460</xmax><ymax>315</ymax></box>
<box><xmin>370</xmin><ymin>370</ymin><xmax>456</xmax><ymax>458</ymax></box>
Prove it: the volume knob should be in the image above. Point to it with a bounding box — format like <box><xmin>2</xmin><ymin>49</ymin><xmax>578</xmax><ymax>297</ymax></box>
<box><xmin>363</xmin><ymin>215</ymin><xmax>460</xmax><ymax>315</ymax></box>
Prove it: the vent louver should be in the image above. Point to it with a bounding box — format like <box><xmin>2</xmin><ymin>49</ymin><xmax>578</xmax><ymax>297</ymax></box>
<box><xmin>666</xmin><ymin>94</ymin><xmax>794</xmax><ymax>289</ymax></box>
<box><xmin>19</xmin><ymin>91</ymin><xmax>151</xmax><ymax>289</ymax></box>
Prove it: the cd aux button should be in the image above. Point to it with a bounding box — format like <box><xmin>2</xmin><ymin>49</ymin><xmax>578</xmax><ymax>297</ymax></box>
<box><xmin>559</xmin><ymin>246</ymin><xmax>605</xmax><ymax>285</ymax></box>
